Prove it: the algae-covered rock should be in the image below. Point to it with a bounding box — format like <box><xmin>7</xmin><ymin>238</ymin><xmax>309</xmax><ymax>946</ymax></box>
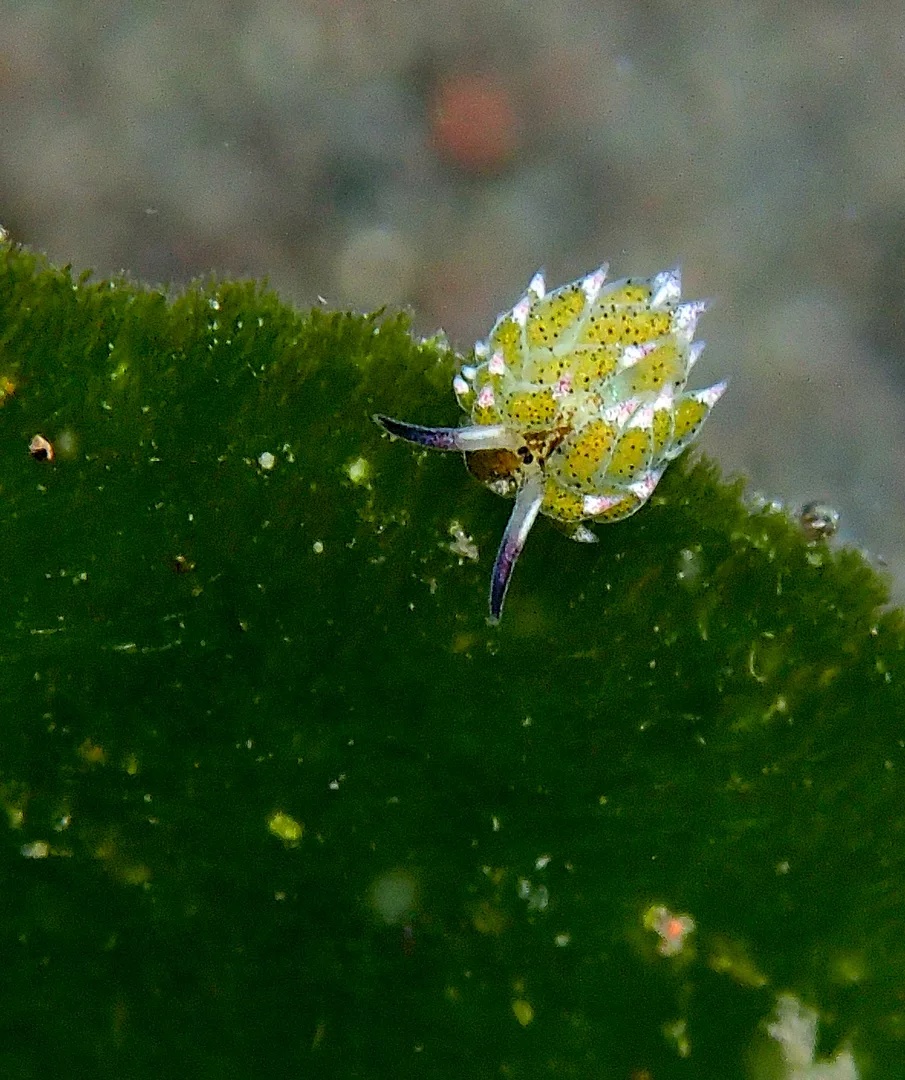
<box><xmin>1</xmin><ymin>244</ymin><xmax>902</xmax><ymax>1078</ymax></box>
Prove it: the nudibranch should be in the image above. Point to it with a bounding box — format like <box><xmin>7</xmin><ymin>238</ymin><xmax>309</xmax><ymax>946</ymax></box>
<box><xmin>375</xmin><ymin>264</ymin><xmax>726</xmax><ymax>622</ymax></box>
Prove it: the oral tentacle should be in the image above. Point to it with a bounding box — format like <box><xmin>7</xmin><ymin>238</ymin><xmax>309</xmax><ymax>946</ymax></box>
<box><xmin>488</xmin><ymin>473</ymin><xmax>544</xmax><ymax>623</ymax></box>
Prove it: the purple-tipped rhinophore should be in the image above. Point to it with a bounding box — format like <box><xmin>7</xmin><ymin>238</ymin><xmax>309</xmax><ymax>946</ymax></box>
<box><xmin>489</xmin><ymin>475</ymin><xmax>544</xmax><ymax>623</ymax></box>
<box><xmin>374</xmin><ymin>415</ymin><xmax>517</xmax><ymax>453</ymax></box>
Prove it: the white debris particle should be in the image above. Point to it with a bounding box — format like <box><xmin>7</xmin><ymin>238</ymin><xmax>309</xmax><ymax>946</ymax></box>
<box><xmin>517</xmin><ymin>878</ymin><xmax>549</xmax><ymax>911</ymax></box>
<box><xmin>312</xmin><ymin>540</ymin><xmax>324</xmax><ymax>554</ymax></box>
<box><xmin>764</xmin><ymin>993</ymin><xmax>858</xmax><ymax>1079</ymax></box>
<box><xmin>344</xmin><ymin>456</ymin><xmax>371</xmax><ymax>485</ymax></box>
<box><xmin>448</xmin><ymin>521</ymin><xmax>479</xmax><ymax>561</ymax></box>
<box><xmin>258</xmin><ymin>451</ymin><xmax>276</xmax><ymax>470</ymax></box>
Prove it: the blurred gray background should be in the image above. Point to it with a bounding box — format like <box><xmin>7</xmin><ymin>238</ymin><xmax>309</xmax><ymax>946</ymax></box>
<box><xmin>3</xmin><ymin>0</ymin><xmax>904</xmax><ymax>596</ymax></box>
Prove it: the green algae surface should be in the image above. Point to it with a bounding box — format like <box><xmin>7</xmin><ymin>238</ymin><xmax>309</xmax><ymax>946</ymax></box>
<box><xmin>1</xmin><ymin>245</ymin><xmax>903</xmax><ymax>1078</ymax></box>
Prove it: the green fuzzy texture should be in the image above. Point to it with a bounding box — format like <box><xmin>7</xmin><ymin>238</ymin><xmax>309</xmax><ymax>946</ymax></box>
<box><xmin>1</xmin><ymin>244</ymin><xmax>902</xmax><ymax>1078</ymax></box>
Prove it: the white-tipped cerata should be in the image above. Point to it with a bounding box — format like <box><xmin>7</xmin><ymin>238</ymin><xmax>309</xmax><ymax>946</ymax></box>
<box><xmin>650</xmin><ymin>267</ymin><xmax>682</xmax><ymax>309</ymax></box>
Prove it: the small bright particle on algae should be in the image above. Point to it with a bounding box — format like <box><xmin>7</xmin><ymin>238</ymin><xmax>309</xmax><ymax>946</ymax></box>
<box><xmin>511</xmin><ymin>998</ymin><xmax>534</xmax><ymax>1027</ymax></box>
<box><xmin>448</xmin><ymin>520</ymin><xmax>479</xmax><ymax>561</ymax></box>
<box><xmin>258</xmin><ymin>451</ymin><xmax>276</xmax><ymax>470</ymax></box>
<box><xmin>643</xmin><ymin>904</ymin><xmax>695</xmax><ymax>957</ymax></box>
<box><xmin>344</xmin><ymin>456</ymin><xmax>371</xmax><ymax>485</ymax></box>
<box><xmin>267</xmin><ymin>811</ymin><xmax>304</xmax><ymax>845</ymax></box>
<box><xmin>374</xmin><ymin>263</ymin><xmax>725</xmax><ymax>621</ymax></box>
<box><xmin>29</xmin><ymin>434</ymin><xmax>54</xmax><ymax>462</ymax></box>
<box><xmin>517</xmin><ymin>877</ymin><xmax>549</xmax><ymax>911</ymax></box>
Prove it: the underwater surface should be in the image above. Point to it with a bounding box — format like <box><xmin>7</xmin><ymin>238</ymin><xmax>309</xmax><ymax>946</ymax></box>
<box><xmin>1</xmin><ymin>246</ymin><xmax>902</xmax><ymax>1078</ymax></box>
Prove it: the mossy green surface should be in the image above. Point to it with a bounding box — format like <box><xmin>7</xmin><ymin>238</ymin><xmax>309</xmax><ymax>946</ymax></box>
<box><xmin>1</xmin><ymin>244</ymin><xmax>903</xmax><ymax>1078</ymax></box>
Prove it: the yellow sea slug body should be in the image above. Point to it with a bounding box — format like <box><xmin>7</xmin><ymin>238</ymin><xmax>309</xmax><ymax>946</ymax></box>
<box><xmin>376</xmin><ymin>264</ymin><xmax>726</xmax><ymax>622</ymax></box>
